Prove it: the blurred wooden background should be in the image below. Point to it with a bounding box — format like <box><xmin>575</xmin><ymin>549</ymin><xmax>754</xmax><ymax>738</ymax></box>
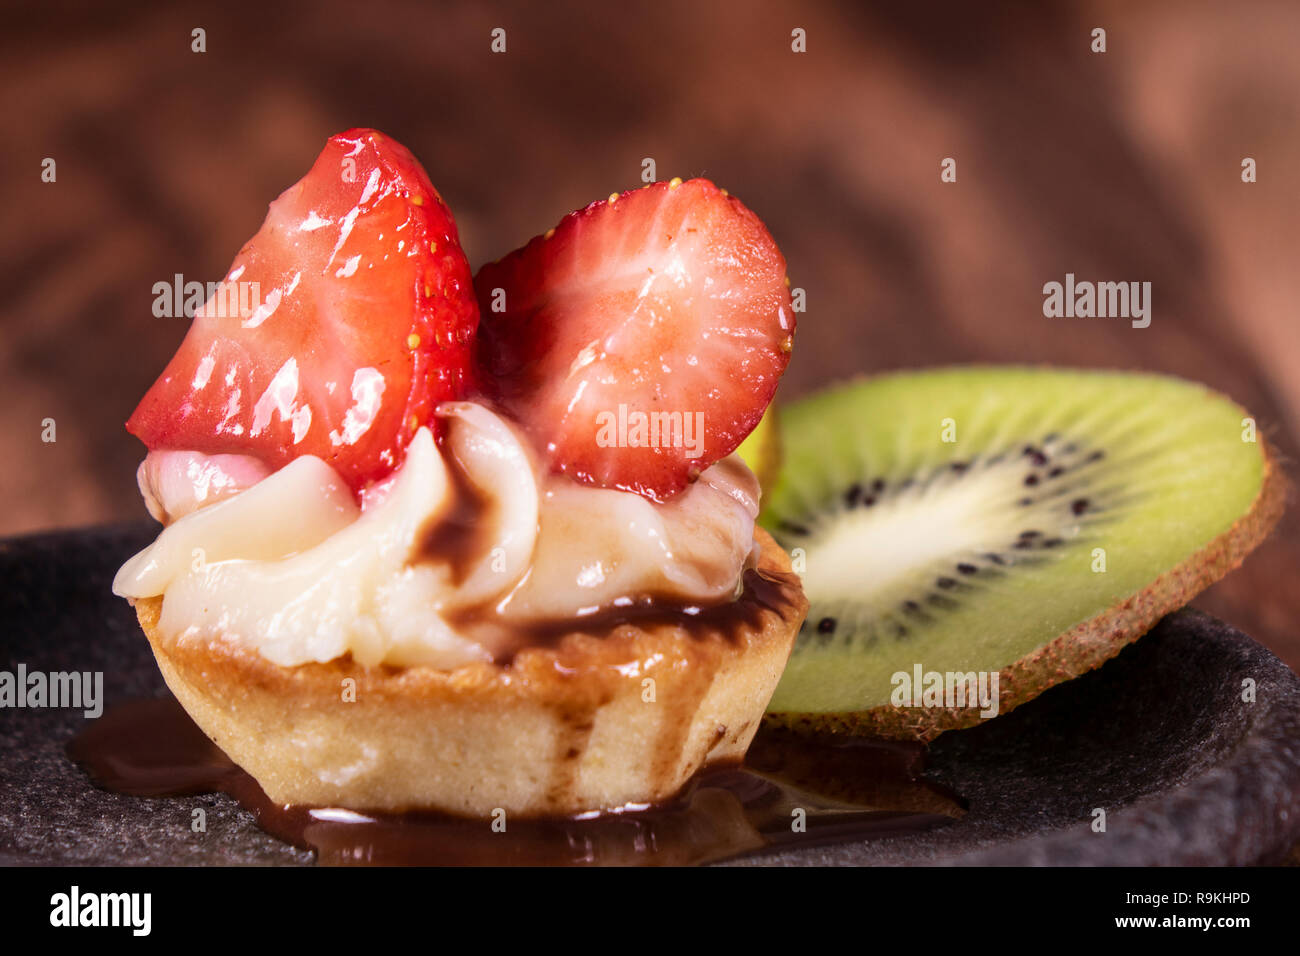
<box><xmin>2</xmin><ymin>0</ymin><xmax>1296</xmax><ymax>668</ymax></box>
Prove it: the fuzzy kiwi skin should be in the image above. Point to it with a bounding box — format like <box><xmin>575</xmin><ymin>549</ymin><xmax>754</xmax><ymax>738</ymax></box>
<box><xmin>763</xmin><ymin>427</ymin><xmax>1288</xmax><ymax>744</ymax></box>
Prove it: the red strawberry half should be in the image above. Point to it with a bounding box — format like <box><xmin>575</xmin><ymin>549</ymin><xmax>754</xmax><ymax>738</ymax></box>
<box><xmin>127</xmin><ymin>129</ymin><xmax>478</xmax><ymax>492</ymax></box>
<box><xmin>474</xmin><ymin>178</ymin><xmax>794</xmax><ymax>502</ymax></box>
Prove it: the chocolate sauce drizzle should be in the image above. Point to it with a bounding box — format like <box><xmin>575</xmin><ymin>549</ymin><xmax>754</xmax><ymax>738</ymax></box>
<box><xmin>68</xmin><ymin>696</ymin><xmax>964</xmax><ymax>866</ymax></box>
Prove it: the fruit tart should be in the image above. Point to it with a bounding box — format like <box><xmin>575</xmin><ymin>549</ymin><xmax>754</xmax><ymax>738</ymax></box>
<box><xmin>113</xmin><ymin>129</ymin><xmax>807</xmax><ymax>817</ymax></box>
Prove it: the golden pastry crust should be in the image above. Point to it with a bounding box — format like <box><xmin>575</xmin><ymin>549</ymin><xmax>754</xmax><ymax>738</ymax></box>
<box><xmin>135</xmin><ymin>527</ymin><xmax>808</xmax><ymax>816</ymax></box>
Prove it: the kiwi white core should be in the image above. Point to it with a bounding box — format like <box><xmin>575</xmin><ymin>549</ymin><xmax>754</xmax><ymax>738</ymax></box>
<box><xmin>803</xmin><ymin>462</ymin><xmax>1073</xmax><ymax>608</ymax></box>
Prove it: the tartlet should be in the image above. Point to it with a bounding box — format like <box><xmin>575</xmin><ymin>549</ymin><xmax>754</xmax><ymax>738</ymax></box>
<box><xmin>116</xmin><ymin>128</ymin><xmax>802</xmax><ymax>819</ymax></box>
<box><xmin>134</xmin><ymin>528</ymin><xmax>804</xmax><ymax>816</ymax></box>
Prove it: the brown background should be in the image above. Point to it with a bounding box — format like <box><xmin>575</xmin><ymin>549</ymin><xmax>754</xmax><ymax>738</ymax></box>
<box><xmin>2</xmin><ymin>0</ymin><xmax>1297</xmax><ymax>668</ymax></box>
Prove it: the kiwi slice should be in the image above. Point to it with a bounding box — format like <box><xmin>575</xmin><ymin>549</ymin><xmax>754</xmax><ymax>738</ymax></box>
<box><xmin>761</xmin><ymin>367</ymin><xmax>1285</xmax><ymax>740</ymax></box>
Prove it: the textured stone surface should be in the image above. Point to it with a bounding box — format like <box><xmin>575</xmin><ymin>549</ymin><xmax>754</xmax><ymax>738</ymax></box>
<box><xmin>2</xmin><ymin>523</ymin><xmax>1298</xmax><ymax>866</ymax></box>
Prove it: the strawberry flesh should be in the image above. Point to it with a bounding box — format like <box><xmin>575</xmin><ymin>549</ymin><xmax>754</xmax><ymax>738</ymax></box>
<box><xmin>474</xmin><ymin>178</ymin><xmax>794</xmax><ymax>502</ymax></box>
<box><xmin>127</xmin><ymin>129</ymin><xmax>478</xmax><ymax>493</ymax></box>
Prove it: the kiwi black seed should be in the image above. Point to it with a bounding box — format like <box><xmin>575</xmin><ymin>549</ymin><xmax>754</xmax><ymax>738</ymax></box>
<box><xmin>759</xmin><ymin>367</ymin><xmax>1285</xmax><ymax>741</ymax></box>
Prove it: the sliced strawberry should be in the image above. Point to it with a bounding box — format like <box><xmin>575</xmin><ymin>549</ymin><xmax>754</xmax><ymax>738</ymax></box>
<box><xmin>127</xmin><ymin>128</ymin><xmax>478</xmax><ymax>492</ymax></box>
<box><xmin>474</xmin><ymin>178</ymin><xmax>794</xmax><ymax>502</ymax></box>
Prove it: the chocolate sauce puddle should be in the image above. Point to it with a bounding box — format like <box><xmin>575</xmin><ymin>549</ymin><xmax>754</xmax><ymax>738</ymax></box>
<box><xmin>68</xmin><ymin>697</ymin><xmax>965</xmax><ymax>866</ymax></box>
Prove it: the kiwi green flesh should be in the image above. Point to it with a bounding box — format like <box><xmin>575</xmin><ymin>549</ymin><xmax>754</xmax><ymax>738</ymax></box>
<box><xmin>737</xmin><ymin>403</ymin><xmax>782</xmax><ymax>499</ymax></box>
<box><xmin>760</xmin><ymin>367</ymin><xmax>1285</xmax><ymax>740</ymax></box>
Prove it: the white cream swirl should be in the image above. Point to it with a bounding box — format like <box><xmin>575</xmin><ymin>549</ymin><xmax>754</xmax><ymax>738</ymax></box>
<box><xmin>113</xmin><ymin>403</ymin><xmax>760</xmax><ymax>669</ymax></box>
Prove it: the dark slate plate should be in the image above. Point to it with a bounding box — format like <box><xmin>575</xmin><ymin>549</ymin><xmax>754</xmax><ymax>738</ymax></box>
<box><xmin>2</xmin><ymin>523</ymin><xmax>1298</xmax><ymax>866</ymax></box>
